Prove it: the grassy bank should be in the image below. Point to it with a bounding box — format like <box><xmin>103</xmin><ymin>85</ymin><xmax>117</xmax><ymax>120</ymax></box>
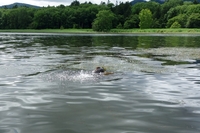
<box><xmin>1</xmin><ymin>28</ymin><xmax>200</xmax><ymax>34</ymax></box>
<box><xmin>110</xmin><ymin>28</ymin><xmax>200</xmax><ymax>33</ymax></box>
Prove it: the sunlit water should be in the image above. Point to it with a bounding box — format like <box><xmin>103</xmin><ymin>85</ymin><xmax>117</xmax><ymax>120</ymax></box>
<box><xmin>0</xmin><ymin>33</ymin><xmax>200</xmax><ymax>133</ymax></box>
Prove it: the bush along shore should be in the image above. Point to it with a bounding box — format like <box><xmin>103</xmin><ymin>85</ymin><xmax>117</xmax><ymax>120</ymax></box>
<box><xmin>1</xmin><ymin>0</ymin><xmax>200</xmax><ymax>32</ymax></box>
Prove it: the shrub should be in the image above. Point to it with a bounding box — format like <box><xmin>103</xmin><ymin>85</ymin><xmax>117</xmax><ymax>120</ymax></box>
<box><xmin>170</xmin><ymin>21</ymin><xmax>181</xmax><ymax>28</ymax></box>
<box><xmin>139</xmin><ymin>9</ymin><xmax>153</xmax><ymax>29</ymax></box>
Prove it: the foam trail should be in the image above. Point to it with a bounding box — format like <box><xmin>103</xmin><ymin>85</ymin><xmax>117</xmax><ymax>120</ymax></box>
<box><xmin>70</xmin><ymin>70</ymin><xmax>95</xmax><ymax>82</ymax></box>
<box><xmin>41</xmin><ymin>70</ymin><xmax>100</xmax><ymax>83</ymax></box>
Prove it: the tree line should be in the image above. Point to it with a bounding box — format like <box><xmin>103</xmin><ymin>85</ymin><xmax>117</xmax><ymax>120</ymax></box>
<box><xmin>0</xmin><ymin>0</ymin><xmax>200</xmax><ymax>31</ymax></box>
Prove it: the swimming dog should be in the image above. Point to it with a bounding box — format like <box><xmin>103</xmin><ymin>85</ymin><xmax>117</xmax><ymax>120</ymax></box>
<box><xmin>93</xmin><ymin>67</ymin><xmax>113</xmax><ymax>75</ymax></box>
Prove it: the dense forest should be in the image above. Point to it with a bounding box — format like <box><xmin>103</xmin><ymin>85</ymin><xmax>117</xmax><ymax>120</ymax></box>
<box><xmin>0</xmin><ymin>0</ymin><xmax>200</xmax><ymax>31</ymax></box>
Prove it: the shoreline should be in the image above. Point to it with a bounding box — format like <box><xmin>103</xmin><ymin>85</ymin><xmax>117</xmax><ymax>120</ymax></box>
<box><xmin>0</xmin><ymin>28</ymin><xmax>200</xmax><ymax>34</ymax></box>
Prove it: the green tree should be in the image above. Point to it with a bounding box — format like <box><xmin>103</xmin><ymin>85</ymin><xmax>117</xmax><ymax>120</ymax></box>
<box><xmin>132</xmin><ymin>1</ymin><xmax>161</xmax><ymax>28</ymax></box>
<box><xmin>112</xmin><ymin>2</ymin><xmax>132</xmax><ymax>27</ymax></box>
<box><xmin>12</xmin><ymin>4</ymin><xmax>18</xmax><ymax>9</ymax></box>
<box><xmin>124</xmin><ymin>14</ymin><xmax>139</xmax><ymax>29</ymax></box>
<box><xmin>139</xmin><ymin>9</ymin><xmax>153</xmax><ymax>29</ymax></box>
<box><xmin>33</xmin><ymin>7</ymin><xmax>62</xmax><ymax>29</ymax></box>
<box><xmin>160</xmin><ymin>0</ymin><xmax>183</xmax><ymax>27</ymax></box>
<box><xmin>33</xmin><ymin>8</ymin><xmax>53</xmax><ymax>29</ymax></box>
<box><xmin>170</xmin><ymin>21</ymin><xmax>181</xmax><ymax>28</ymax></box>
<box><xmin>165</xmin><ymin>5</ymin><xmax>188</xmax><ymax>21</ymax></box>
<box><xmin>186</xmin><ymin>4</ymin><xmax>200</xmax><ymax>15</ymax></box>
<box><xmin>132</xmin><ymin>1</ymin><xmax>161</xmax><ymax>19</ymax></box>
<box><xmin>0</xmin><ymin>10</ymin><xmax>2</xmax><ymax>28</ymax></box>
<box><xmin>18</xmin><ymin>7</ymin><xmax>33</xmax><ymax>29</ymax></box>
<box><xmin>166</xmin><ymin>14</ymin><xmax>187</xmax><ymax>28</ymax></box>
<box><xmin>186</xmin><ymin>13</ymin><xmax>200</xmax><ymax>28</ymax></box>
<box><xmin>193</xmin><ymin>0</ymin><xmax>199</xmax><ymax>4</ymax></box>
<box><xmin>92</xmin><ymin>10</ymin><xmax>115</xmax><ymax>31</ymax></box>
<box><xmin>116</xmin><ymin>23</ymin><xmax>123</xmax><ymax>29</ymax></box>
<box><xmin>70</xmin><ymin>0</ymin><xmax>80</xmax><ymax>6</ymax></box>
<box><xmin>61</xmin><ymin>7</ymin><xmax>76</xmax><ymax>28</ymax></box>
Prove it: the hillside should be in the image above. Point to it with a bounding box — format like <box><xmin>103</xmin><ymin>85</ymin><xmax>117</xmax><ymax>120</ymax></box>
<box><xmin>0</xmin><ymin>2</ymin><xmax>41</xmax><ymax>8</ymax></box>
<box><xmin>131</xmin><ymin>0</ymin><xmax>200</xmax><ymax>4</ymax></box>
<box><xmin>1</xmin><ymin>0</ymin><xmax>200</xmax><ymax>9</ymax></box>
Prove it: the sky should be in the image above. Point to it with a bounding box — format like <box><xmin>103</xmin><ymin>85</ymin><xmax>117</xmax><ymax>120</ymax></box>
<box><xmin>0</xmin><ymin>0</ymin><xmax>141</xmax><ymax>7</ymax></box>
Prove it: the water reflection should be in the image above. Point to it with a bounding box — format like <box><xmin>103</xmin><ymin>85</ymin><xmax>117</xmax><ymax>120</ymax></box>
<box><xmin>0</xmin><ymin>33</ymin><xmax>200</xmax><ymax>133</ymax></box>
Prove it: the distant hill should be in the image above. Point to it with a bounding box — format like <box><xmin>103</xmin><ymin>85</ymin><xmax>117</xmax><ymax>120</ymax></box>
<box><xmin>149</xmin><ymin>0</ymin><xmax>165</xmax><ymax>4</ymax></box>
<box><xmin>183</xmin><ymin>0</ymin><xmax>200</xmax><ymax>3</ymax></box>
<box><xmin>0</xmin><ymin>2</ymin><xmax>41</xmax><ymax>8</ymax></box>
<box><xmin>130</xmin><ymin>0</ymin><xmax>200</xmax><ymax>5</ymax></box>
<box><xmin>130</xmin><ymin>0</ymin><xmax>147</xmax><ymax>5</ymax></box>
<box><xmin>130</xmin><ymin>0</ymin><xmax>166</xmax><ymax>5</ymax></box>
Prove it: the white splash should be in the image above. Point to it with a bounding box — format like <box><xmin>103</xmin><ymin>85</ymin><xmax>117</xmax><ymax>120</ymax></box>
<box><xmin>42</xmin><ymin>70</ymin><xmax>98</xmax><ymax>83</ymax></box>
<box><xmin>70</xmin><ymin>70</ymin><xmax>94</xmax><ymax>82</ymax></box>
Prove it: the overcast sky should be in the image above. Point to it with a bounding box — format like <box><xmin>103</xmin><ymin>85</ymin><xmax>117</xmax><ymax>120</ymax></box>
<box><xmin>0</xmin><ymin>0</ymin><xmax>144</xmax><ymax>7</ymax></box>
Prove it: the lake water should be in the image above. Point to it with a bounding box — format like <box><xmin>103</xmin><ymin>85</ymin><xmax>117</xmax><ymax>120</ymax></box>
<box><xmin>0</xmin><ymin>33</ymin><xmax>200</xmax><ymax>133</ymax></box>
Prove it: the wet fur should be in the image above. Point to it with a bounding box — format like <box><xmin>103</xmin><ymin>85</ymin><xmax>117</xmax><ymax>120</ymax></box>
<box><xmin>93</xmin><ymin>67</ymin><xmax>113</xmax><ymax>75</ymax></box>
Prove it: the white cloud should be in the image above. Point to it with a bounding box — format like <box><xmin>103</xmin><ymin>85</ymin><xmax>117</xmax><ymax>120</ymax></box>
<box><xmin>0</xmin><ymin>0</ymin><xmax>130</xmax><ymax>7</ymax></box>
<box><xmin>0</xmin><ymin>0</ymin><xmax>152</xmax><ymax>7</ymax></box>
<box><xmin>0</xmin><ymin>0</ymin><xmax>69</xmax><ymax>6</ymax></box>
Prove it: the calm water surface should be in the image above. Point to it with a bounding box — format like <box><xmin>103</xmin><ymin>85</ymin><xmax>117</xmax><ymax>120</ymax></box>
<box><xmin>0</xmin><ymin>33</ymin><xmax>200</xmax><ymax>133</ymax></box>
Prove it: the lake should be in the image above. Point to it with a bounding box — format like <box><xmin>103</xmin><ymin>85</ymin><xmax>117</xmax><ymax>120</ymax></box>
<box><xmin>0</xmin><ymin>33</ymin><xmax>200</xmax><ymax>133</ymax></box>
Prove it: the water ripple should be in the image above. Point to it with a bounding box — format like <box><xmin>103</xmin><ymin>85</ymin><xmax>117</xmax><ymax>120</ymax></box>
<box><xmin>1</xmin><ymin>34</ymin><xmax>200</xmax><ymax>133</ymax></box>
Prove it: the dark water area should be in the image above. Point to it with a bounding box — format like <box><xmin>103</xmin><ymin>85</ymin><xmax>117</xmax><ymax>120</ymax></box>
<box><xmin>0</xmin><ymin>33</ymin><xmax>200</xmax><ymax>133</ymax></box>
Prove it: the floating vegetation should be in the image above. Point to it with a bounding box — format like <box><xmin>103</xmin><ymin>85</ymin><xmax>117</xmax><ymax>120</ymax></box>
<box><xmin>137</xmin><ymin>47</ymin><xmax>200</xmax><ymax>64</ymax></box>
